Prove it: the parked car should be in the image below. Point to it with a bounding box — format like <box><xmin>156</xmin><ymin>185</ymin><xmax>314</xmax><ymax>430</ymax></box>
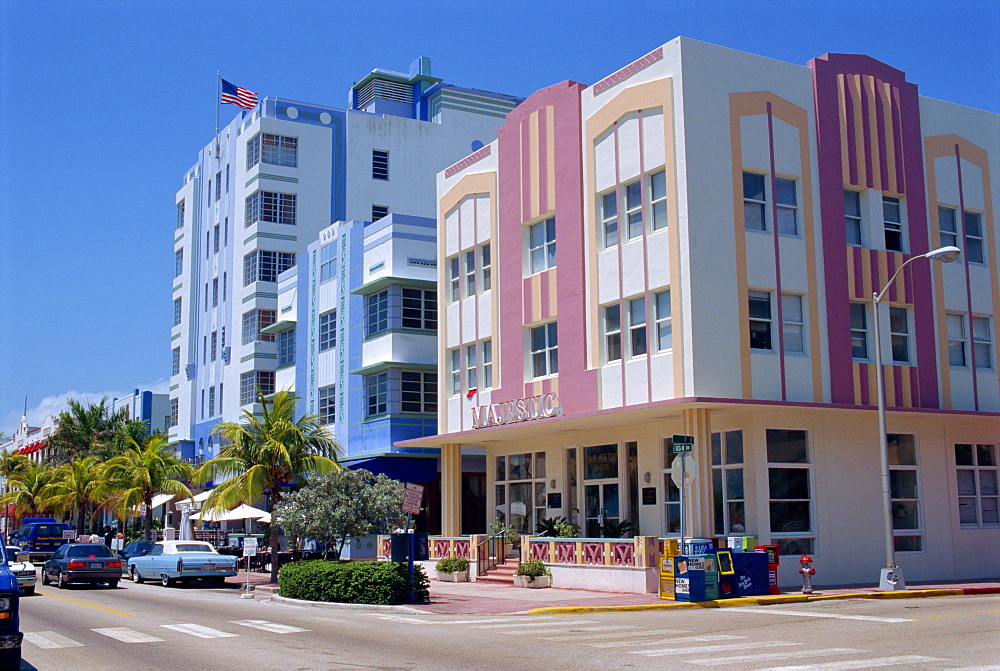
<box><xmin>4</xmin><ymin>548</ymin><xmax>36</xmax><ymax>596</ymax></box>
<box><xmin>117</xmin><ymin>541</ymin><xmax>155</xmax><ymax>565</ymax></box>
<box><xmin>127</xmin><ymin>540</ymin><xmax>239</xmax><ymax>587</ymax></box>
<box><xmin>42</xmin><ymin>543</ymin><xmax>122</xmax><ymax>589</ymax></box>
<box><xmin>0</xmin><ymin>537</ymin><xmax>23</xmax><ymax>667</ymax></box>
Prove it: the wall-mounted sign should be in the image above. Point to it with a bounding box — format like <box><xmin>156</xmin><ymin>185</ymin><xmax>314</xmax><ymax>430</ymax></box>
<box><xmin>471</xmin><ymin>392</ymin><xmax>561</xmax><ymax>429</ymax></box>
<box><xmin>642</xmin><ymin>487</ymin><xmax>657</xmax><ymax>505</ymax></box>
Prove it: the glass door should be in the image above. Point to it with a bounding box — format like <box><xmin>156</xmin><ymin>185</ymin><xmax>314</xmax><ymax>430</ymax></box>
<box><xmin>584</xmin><ymin>482</ymin><xmax>620</xmax><ymax>537</ymax></box>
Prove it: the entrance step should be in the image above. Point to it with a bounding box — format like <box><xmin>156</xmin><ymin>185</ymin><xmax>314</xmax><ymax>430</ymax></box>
<box><xmin>476</xmin><ymin>563</ymin><xmax>517</xmax><ymax>585</ymax></box>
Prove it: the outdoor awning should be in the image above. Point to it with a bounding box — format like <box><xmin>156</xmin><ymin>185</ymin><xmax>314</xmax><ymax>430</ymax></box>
<box><xmin>345</xmin><ymin>456</ymin><xmax>438</xmax><ymax>482</ymax></box>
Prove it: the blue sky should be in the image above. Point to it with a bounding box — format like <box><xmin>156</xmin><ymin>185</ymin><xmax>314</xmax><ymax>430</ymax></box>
<box><xmin>0</xmin><ymin>0</ymin><xmax>997</xmax><ymax>434</ymax></box>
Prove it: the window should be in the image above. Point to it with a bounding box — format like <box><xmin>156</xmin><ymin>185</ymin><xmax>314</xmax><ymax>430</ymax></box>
<box><xmin>366</xmin><ymin>291</ymin><xmax>389</xmax><ymax>336</ymax></box>
<box><xmin>482</xmin><ymin>339</ymin><xmax>493</xmax><ymax>389</ymax></box>
<box><xmin>530</xmin><ymin>322</ymin><xmax>558</xmax><ymax>378</ymax></box>
<box><xmin>202</xmin><ymin>335</ymin><xmax>207</xmax><ymax>364</ymax></box>
<box><xmin>628</xmin><ymin>297</ymin><xmax>647</xmax><ymax>357</ymax></box>
<box><xmin>965</xmin><ymin>211</ymin><xmax>984</xmax><ymax>264</ymax></box>
<box><xmin>171</xmin><ymin>348</ymin><xmax>181</xmax><ymax>376</ymax></box>
<box><xmin>448</xmin><ymin>257</ymin><xmax>460</xmax><ymax>302</ymax></box>
<box><xmin>775</xmin><ymin>178</ymin><xmax>798</xmax><ymax>235</ymax></box>
<box><xmin>402</xmin><ymin>288</ymin><xmax>436</xmax><ymax>331</ymax></box>
<box><xmin>206</xmin><ymin>231</ymin><xmax>210</xmax><ymax>259</ymax></box>
<box><xmin>365</xmin><ymin>287</ymin><xmax>436</xmax><ymax>336</ymax></box>
<box><xmin>528</xmin><ymin>217</ymin><xmax>556</xmax><ymax>274</ymax></box>
<box><xmin>495</xmin><ymin>452</ymin><xmax>547</xmax><ymax>535</ymax></box>
<box><xmin>661</xmin><ymin>438</ymin><xmax>681</xmax><ymax>533</ymax></box>
<box><xmin>169</xmin><ymin>399</ymin><xmax>178</xmax><ymax>427</ymax></box>
<box><xmin>888</xmin><ymin>434</ymin><xmax>922</xmax><ymax>551</ymax></box>
<box><xmin>851</xmin><ymin>302</ymin><xmax>869</xmax><ymax>359</ymax></box>
<box><xmin>402</xmin><ymin>371</ymin><xmax>437</xmax><ymax>413</ymax></box>
<box><xmin>222</xmin><ymin>272</ymin><xmax>227</xmax><ymax>303</ymax></box>
<box><xmin>767</xmin><ymin>429</ymin><xmax>813</xmax><ymax>555</ymax></box>
<box><xmin>221</xmin><ymin>326</ymin><xmax>226</xmax><ymax>348</ymax></box>
<box><xmin>603</xmin><ymin>304</ymin><xmax>621</xmax><ymax>362</ymax></box>
<box><xmin>449</xmin><ymin>349</ymin><xmax>461</xmax><ymax>395</ymax></box>
<box><xmin>247</xmin><ymin>133</ymin><xmax>297</xmax><ymax>169</ymax></box>
<box><xmin>481</xmin><ymin>244</ymin><xmax>492</xmax><ymax>292</ymax></box>
<box><xmin>204</xmin><ymin>283</ymin><xmax>209</xmax><ymax>311</ymax></box>
<box><xmin>242</xmin><ymin>309</ymin><xmax>276</xmax><ymax>345</ymax></box>
<box><xmin>366</xmin><ymin>372</ymin><xmax>388</xmax><ymax>416</ymax></box>
<box><xmin>277</xmin><ymin>327</ymin><xmax>295</xmax><ymax>367</ymax></box>
<box><xmin>218</xmin><ymin>383</ymin><xmax>223</xmax><ymax>409</ymax></box>
<box><xmin>318</xmin><ymin>385</ymin><xmax>335</xmax><ymax>425</ymax></box>
<box><xmin>174</xmin><ymin>249</ymin><xmax>183</xmax><ymax>278</ymax></box>
<box><xmin>208</xmin><ymin>386</ymin><xmax>216</xmax><ymax>417</ymax></box>
<box><xmin>320</xmin><ymin>243</ymin><xmax>337</xmax><ymax>282</ymax></box>
<box><xmin>213</xmin><ymin>224</ymin><xmax>220</xmax><ymax>254</ymax></box>
<box><xmin>845</xmin><ymin>191</ymin><xmax>862</xmax><ymax>245</ymax></box>
<box><xmin>239</xmin><ymin>371</ymin><xmax>275</xmax><ymax>406</ymax></box>
<box><xmin>211</xmin><ymin>331</ymin><xmax>217</xmax><ymax>361</ymax></box>
<box><xmin>319</xmin><ymin>310</ymin><xmax>336</xmax><ymax>352</ymax></box>
<box><xmin>641</xmin><ymin>293</ymin><xmax>664</xmax><ymax>359</ymax></box>
<box><xmin>948</xmin><ymin>313</ymin><xmax>967</xmax><ymax>366</ymax></box>
<box><xmin>743</xmin><ymin>172</ymin><xmax>766</xmax><ymax>231</ymax></box>
<box><xmin>712</xmin><ymin>431</ymin><xmax>745</xmax><ymax>535</ymax></box>
<box><xmin>243</xmin><ymin>250</ymin><xmax>295</xmax><ymax>285</ymax></box>
<box><xmin>212</xmin><ymin>278</ymin><xmax>219</xmax><ymax>307</ymax></box>
<box><xmin>465</xmin><ymin>344</ymin><xmax>477</xmax><ymax>391</ymax></box>
<box><xmin>973</xmin><ymin>316</ymin><xmax>993</xmax><ymax>369</ymax></box>
<box><xmin>748</xmin><ymin>290</ymin><xmax>772</xmax><ymax>350</ymax></box>
<box><xmin>224</xmin><ymin>217</ymin><xmax>229</xmax><ymax>245</ymax></box>
<box><xmin>176</xmin><ymin>201</ymin><xmax>185</xmax><ymax>229</ymax></box>
<box><xmin>465</xmin><ymin>249</ymin><xmax>476</xmax><ymax>297</ymax></box>
<box><xmin>782</xmin><ymin>294</ymin><xmax>804</xmax><ymax>353</ymax></box>
<box><xmin>939</xmin><ymin>206</ymin><xmax>957</xmax><ymax>249</ymax></box>
<box><xmin>173</xmin><ymin>298</ymin><xmax>182</xmax><ymax>326</ymax></box>
<box><xmin>883</xmin><ymin>196</ymin><xmax>904</xmax><ymax>252</ymax></box>
<box><xmin>624</xmin><ymin>180</ymin><xmax>643</xmax><ymax>240</ymax></box>
<box><xmin>245</xmin><ymin>191</ymin><xmax>297</xmax><ymax>227</ymax></box>
<box><xmin>215</xmin><ymin>171</ymin><xmax>221</xmax><ymax>201</ymax></box>
<box><xmin>372</xmin><ymin>149</ymin><xmax>389</xmax><ymax>180</ymax></box>
<box><xmin>600</xmin><ymin>189</ymin><xmax>618</xmax><ymax>248</ymax></box>
<box><xmin>650</xmin><ymin>170</ymin><xmax>667</xmax><ymax>231</ymax></box>
<box><xmin>226</xmin><ymin>164</ymin><xmax>229</xmax><ymax>192</ymax></box>
<box><xmin>890</xmin><ymin>306</ymin><xmax>910</xmax><ymax>363</ymax></box>
<box><xmin>956</xmin><ymin>443</ymin><xmax>999</xmax><ymax>526</ymax></box>
<box><xmin>372</xmin><ymin>204</ymin><xmax>388</xmax><ymax>222</ymax></box>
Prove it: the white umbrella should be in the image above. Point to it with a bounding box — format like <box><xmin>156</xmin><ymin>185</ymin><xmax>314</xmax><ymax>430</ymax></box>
<box><xmin>190</xmin><ymin>508</ymin><xmax>227</xmax><ymax>522</ymax></box>
<box><xmin>218</xmin><ymin>504</ymin><xmax>270</xmax><ymax>522</ymax></box>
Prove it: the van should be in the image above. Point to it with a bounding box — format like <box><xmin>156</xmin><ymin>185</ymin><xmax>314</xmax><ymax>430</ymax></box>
<box><xmin>13</xmin><ymin>519</ymin><xmax>75</xmax><ymax>561</ymax></box>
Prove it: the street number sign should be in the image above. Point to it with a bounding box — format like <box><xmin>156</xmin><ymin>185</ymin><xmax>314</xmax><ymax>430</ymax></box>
<box><xmin>402</xmin><ymin>483</ymin><xmax>424</xmax><ymax>515</ymax></box>
<box><xmin>672</xmin><ymin>434</ymin><xmax>694</xmax><ymax>453</ymax></box>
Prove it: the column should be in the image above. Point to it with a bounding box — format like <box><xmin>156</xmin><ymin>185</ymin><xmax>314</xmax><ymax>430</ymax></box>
<box><xmin>440</xmin><ymin>443</ymin><xmax>463</xmax><ymax>536</ymax></box>
<box><xmin>682</xmin><ymin>407</ymin><xmax>713</xmax><ymax>538</ymax></box>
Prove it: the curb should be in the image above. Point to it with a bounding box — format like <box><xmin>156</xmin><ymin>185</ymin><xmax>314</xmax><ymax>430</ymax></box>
<box><xmin>269</xmin><ymin>594</ymin><xmax>425</xmax><ymax>613</ymax></box>
<box><xmin>527</xmin><ymin>587</ymin><xmax>999</xmax><ymax>615</ymax></box>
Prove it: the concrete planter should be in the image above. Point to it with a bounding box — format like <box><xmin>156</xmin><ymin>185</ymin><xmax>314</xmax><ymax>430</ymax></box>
<box><xmin>513</xmin><ymin>575</ymin><xmax>551</xmax><ymax>589</ymax></box>
<box><xmin>436</xmin><ymin>570</ymin><xmax>468</xmax><ymax>582</ymax></box>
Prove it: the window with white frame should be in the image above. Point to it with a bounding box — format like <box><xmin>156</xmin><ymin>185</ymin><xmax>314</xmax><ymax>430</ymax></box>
<box><xmin>748</xmin><ymin>290</ymin><xmax>773</xmax><ymax>350</ymax></box>
<box><xmin>528</xmin><ymin>217</ymin><xmax>556</xmax><ymax>274</ymax></box>
<box><xmin>465</xmin><ymin>344</ymin><xmax>477</xmax><ymax>391</ymax></box>
<box><xmin>650</xmin><ymin>170</ymin><xmax>667</xmax><ymax>231</ymax></box>
<box><xmin>319</xmin><ymin>310</ymin><xmax>336</xmax><ymax>352</ymax></box>
<box><xmin>318</xmin><ymin>385</ymin><xmax>335</xmax><ymax>425</ymax></box>
<box><xmin>366</xmin><ymin>291</ymin><xmax>389</xmax><ymax>336</ymax></box>
<box><xmin>208</xmin><ymin>386</ymin><xmax>216</xmax><ymax>417</ymax></box>
<box><xmin>215</xmin><ymin>171</ymin><xmax>221</xmax><ymax>201</ymax></box>
<box><xmin>947</xmin><ymin>313</ymin><xmax>967</xmax><ymax>367</ymax></box>
<box><xmin>174</xmin><ymin>249</ymin><xmax>183</xmax><ymax>278</ymax></box>
<box><xmin>888</xmin><ymin>434</ymin><xmax>922</xmax><ymax>551</ymax></box>
<box><xmin>173</xmin><ymin>298</ymin><xmax>182</xmax><ymax>326</ymax></box>
<box><xmin>245</xmin><ymin>191</ymin><xmax>296</xmax><ymax>227</ymax></box>
<box><xmin>661</xmin><ymin>438</ymin><xmax>681</xmax><ymax>534</ymax></box>
<box><xmin>600</xmin><ymin>189</ymin><xmax>618</xmax><ymax>248</ymax></box>
<box><xmin>530</xmin><ymin>322</ymin><xmax>558</xmax><ymax>378</ymax></box>
<box><xmin>775</xmin><ymin>178</ymin><xmax>798</xmax><ymax>235</ymax></box>
<box><xmin>277</xmin><ymin>327</ymin><xmax>295</xmax><ymax>367</ymax></box>
<box><xmin>494</xmin><ymin>452</ymin><xmax>546</xmax><ymax>534</ymax></box>
<box><xmin>782</xmin><ymin>293</ymin><xmax>805</xmax><ymax>353</ymax></box>
<box><xmin>213</xmin><ymin>224</ymin><xmax>220</xmax><ymax>254</ymax></box>
<box><xmin>169</xmin><ymin>399</ymin><xmax>178</xmax><ymax>427</ymax></box>
<box><xmin>448</xmin><ymin>257</ymin><xmax>460</xmax><ymax>302</ymax></box>
<box><xmin>482</xmin><ymin>339</ymin><xmax>493</xmax><ymax>389</ymax></box>
<box><xmin>956</xmin><ymin>443</ymin><xmax>998</xmax><ymax>526</ymax></box>
<box><xmin>243</xmin><ymin>250</ymin><xmax>295</xmax><ymax>285</ymax></box>
<box><xmin>965</xmin><ymin>211</ymin><xmax>984</xmax><ymax>264</ymax></box>
<box><xmin>767</xmin><ymin>429</ymin><xmax>814</xmax><ymax>555</ymax></box>
<box><xmin>624</xmin><ymin>180</ymin><xmax>643</xmax><ymax>240</ymax></box>
<box><xmin>603</xmin><ymin>304</ymin><xmax>622</xmax><ymax>362</ymax></box>
<box><xmin>222</xmin><ymin>273</ymin><xmax>227</xmax><ymax>303</ymax></box>
<box><xmin>206</xmin><ymin>232</ymin><xmax>210</xmax><ymax>259</ymax></box>
<box><xmin>171</xmin><ymin>347</ymin><xmax>181</xmax><ymax>376</ymax></box>
<box><xmin>239</xmin><ymin>371</ymin><xmax>275</xmax><ymax>406</ymax></box>
<box><xmin>247</xmin><ymin>133</ymin><xmax>298</xmax><ymax>169</ymax></box>
<box><xmin>712</xmin><ymin>431</ymin><xmax>745</xmax><ymax>535</ymax></box>
<box><xmin>973</xmin><ymin>316</ymin><xmax>993</xmax><ymax>369</ymax></box>
<box><xmin>845</xmin><ymin>191</ymin><xmax>863</xmax><ymax>245</ymax></box>
<box><xmin>654</xmin><ymin>289</ymin><xmax>672</xmax><ymax>351</ymax></box>
<box><xmin>372</xmin><ymin>149</ymin><xmax>389</xmax><ymax>180</ymax></box>
<box><xmin>883</xmin><ymin>196</ymin><xmax>904</xmax><ymax>252</ymax></box>
<box><xmin>850</xmin><ymin>302</ymin><xmax>869</xmax><ymax>359</ymax></box>
<box><xmin>481</xmin><ymin>244</ymin><xmax>492</xmax><ymax>292</ymax></box>
<box><xmin>320</xmin><ymin>243</ymin><xmax>336</xmax><ymax>282</ymax></box>
<box><xmin>212</xmin><ymin>278</ymin><xmax>219</xmax><ymax>307</ymax></box>
<box><xmin>465</xmin><ymin>249</ymin><xmax>476</xmax><ymax>297</ymax></box>
<box><xmin>939</xmin><ymin>206</ymin><xmax>958</xmax><ymax>249</ymax></box>
<box><xmin>242</xmin><ymin>309</ymin><xmax>276</xmax><ymax>345</ymax></box>
<box><xmin>743</xmin><ymin>172</ymin><xmax>766</xmax><ymax>231</ymax></box>
<box><xmin>211</xmin><ymin>331</ymin><xmax>217</xmax><ymax>361</ymax></box>
<box><xmin>365</xmin><ymin>372</ymin><xmax>388</xmax><ymax>416</ymax></box>
<box><xmin>449</xmin><ymin>349</ymin><xmax>461</xmax><ymax>395</ymax></box>
<box><xmin>890</xmin><ymin>306</ymin><xmax>910</xmax><ymax>363</ymax></box>
<box><xmin>628</xmin><ymin>296</ymin><xmax>647</xmax><ymax>357</ymax></box>
<box><xmin>176</xmin><ymin>201</ymin><xmax>185</xmax><ymax>229</ymax></box>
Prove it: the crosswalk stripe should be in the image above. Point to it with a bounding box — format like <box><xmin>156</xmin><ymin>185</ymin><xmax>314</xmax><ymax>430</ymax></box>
<box><xmin>725</xmin><ymin>607</ymin><xmax>911</xmax><ymax>623</ymax></box>
<box><xmin>230</xmin><ymin>620</ymin><xmax>310</xmax><ymax>634</ymax></box>
<box><xmin>689</xmin><ymin>648</ymin><xmax>864</xmax><ymax>666</ymax></box>
<box><xmin>93</xmin><ymin>627</ymin><xmax>164</xmax><ymax>643</ymax></box>
<box><xmin>631</xmin><ymin>641</ymin><xmax>801</xmax><ymax>656</ymax></box>
<box><xmin>589</xmin><ymin>634</ymin><xmax>744</xmax><ymax>649</ymax></box>
<box><xmin>470</xmin><ymin>619</ymin><xmax>598</xmax><ymax>629</ymax></box>
<box><xmin>761</xmin><ymin>655</ymin><xmax>943</xmax><ymax>670</ymax></box>
<box><xmin>161</xmin><ymin>623</ymin><xmax>238</xmax><ymax>639</ymax></box>
<box><xmin>534</xmin><ymin>625</ymin><xmax>651</xmax><ymax>640</ymax></box>
<box><xmin>23</xmin><ymin>631</ymin><xmax>84</xmax><ymax>649</ymax></box>
<box><xmin>372</xmin><ymin>615</ymin><xmax>558</xmax><ymax>625</ymax></box>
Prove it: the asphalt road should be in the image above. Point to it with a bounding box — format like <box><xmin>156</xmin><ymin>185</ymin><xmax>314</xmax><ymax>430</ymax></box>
<box><xmin>17</xmin><ymin>580</ymin><xmax>1000</xmax><ymax>670</ymax></box>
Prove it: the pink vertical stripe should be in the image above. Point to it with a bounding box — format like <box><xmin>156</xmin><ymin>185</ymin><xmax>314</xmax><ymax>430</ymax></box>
<box><xmin>853</xmin><ymin>247</ymin><xmax>865</xmax><ymax>299</ymax></box>
<box><xmin>874</xmin><ymin>79</ymin><xmax>890</xmax><ymax>189</ymax></box>
<box><xmin>520</xmin><ymin>120</ymin><xmax>531</xmax><ymax>223</ymax></box>
<box><xmin>891</xmin><ymin>89</ymin><xmax>905</xmax><ymax>191</ymax></box>
<box><xmin>859</xmin><ymin>363</ymin><xmax>870</xmax><ymax>406</ymax></box>
<box><xmin>955</xmin><ymin>146</ymin><xmax>980</xmax><ymax>410</ymax></box>
<box><xmin>844</xmin><ymin>77</ymin><xmax>859</xmax><ymax>187</ymax></box>
<box><xmin>909</xmin><ymin>366</ymin><xmax>920</xmax><ymax>408</ymax></box>
<box><xmin>885</xmin><ymin>252</ymin><xmax>897</xmax><ymax>303</ymax></box>
<box><xmin>538</xmin><ymin>270</ymin><xmax>550</xmax><ymax>321</ymax></box>
<box><xmin>522</xmin><ymin>277</ymin><xmax>533</xmax><ymax>324</ymax></box>
<box><xmin>859</xmin><ymin>77</ymin><xmax>874</xmax><ymax>189</ymax></box>
<box><xmin>869</xmin><ymin>251</ymin><xmax>881</xmax><ymax>305</ymax></box>
<box><xmin>538</xmin><ymin>112</ymin><xmax>548</xmax><ymax>215</ymax></box>
<box><xmin>893</xmin><ymin>366</ymin><xmax>904</xmax><ymax>408</ymax></box>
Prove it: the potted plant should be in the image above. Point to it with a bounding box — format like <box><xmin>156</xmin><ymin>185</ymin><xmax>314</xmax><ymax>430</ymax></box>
<box><xmin>435</xmin><ymin>557</ymin><xmax>470</xmax><ymax>582</ymax></box>
<box><xmin>513</xmin><ymin>559</ymin><xmax>551</xmax><ymax>588</ymax></box>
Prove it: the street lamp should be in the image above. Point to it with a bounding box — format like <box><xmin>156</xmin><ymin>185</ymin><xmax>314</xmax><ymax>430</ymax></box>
<box><xmin>873</xmin><ymin>245</ymin><xmax>960</xmax><ymax>590</ymax></box>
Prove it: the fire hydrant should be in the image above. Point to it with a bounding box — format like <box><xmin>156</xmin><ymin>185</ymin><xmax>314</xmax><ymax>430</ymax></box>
<box><xmin>798</xmin><ymin>554</ymin><xmax>815</xmax><ymax>594</ymax></box>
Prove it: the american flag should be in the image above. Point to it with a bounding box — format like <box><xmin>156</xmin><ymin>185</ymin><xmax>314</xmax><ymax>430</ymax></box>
<box><xmin>221</xmin><ymin>78</ymin><xmax>258</xmax><ymax>109</ymax></box>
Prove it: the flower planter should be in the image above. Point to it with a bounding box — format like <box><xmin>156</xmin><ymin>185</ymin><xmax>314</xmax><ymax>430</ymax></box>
<box><xmin>436</xmin><ymin>570</ymin><xmax>468</xmax><ymax>582</ymax></box>
<box><xmin>513</xmin><ymin>575</ymin><xmax>551</xmax><ymax>589</ymax></box>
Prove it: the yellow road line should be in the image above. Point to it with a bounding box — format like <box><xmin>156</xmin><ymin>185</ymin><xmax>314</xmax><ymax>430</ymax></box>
<box><xmin>38</xmin><ymin>591</ymin><xmax>138</xmax><ymax>617</ymax></box>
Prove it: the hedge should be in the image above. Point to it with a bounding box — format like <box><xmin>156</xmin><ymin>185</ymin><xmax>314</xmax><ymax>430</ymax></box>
<box><xmin>278</xmin><ymin>560</ymin><xmax>429</xmax><ymax>604</ymax></box>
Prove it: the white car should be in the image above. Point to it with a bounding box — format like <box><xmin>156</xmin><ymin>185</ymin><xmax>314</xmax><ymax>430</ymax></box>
<box><xmin>6</xmin><ymin>546</ymin><xmax>37</xmax><ymax>596</ymax></box>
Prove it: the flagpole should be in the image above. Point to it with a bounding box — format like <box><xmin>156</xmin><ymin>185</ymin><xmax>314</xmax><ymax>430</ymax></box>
<box><xmin>215</xmin><ymin>71</ymin><xmax>221</xmax><ymax>159</ymax></box>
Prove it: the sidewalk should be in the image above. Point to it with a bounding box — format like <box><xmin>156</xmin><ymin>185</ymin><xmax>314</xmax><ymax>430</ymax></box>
<box><xmin>228</xmin><ymin>570</ymin><xmax>1000</xmax><ymax>615</ymax></box>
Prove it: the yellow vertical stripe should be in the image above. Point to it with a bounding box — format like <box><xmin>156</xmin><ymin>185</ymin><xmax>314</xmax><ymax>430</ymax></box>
<box><xmin>531</xmin><ymin>273</ymin><xmax>542</xmax><ymax>323</ymax></box>
<box><xmin>549</xmin><ymin>267</ymin><xmax>558</xmax><ymax>317</ymax></box>
<box><xmin>867</xmin><ymin>363</ymin><xmax>878</xmax><ymax>408</ymax></box>
<box><xmin>847</xmin><ymin>247</ymin><xmax>856</xmax><ymax>299</ymax></box>
<box><xmin>853</xmin><ymin>362</ymin><xmax>862</xmax><ymax>405</ymax></box>
<box><xmin>877</xmin><ymin>251</ymin><xmax>889</xmax><ymax>302</ymax></box>
<box><xmin>893</xmin><ymin>251</ymin><xmax>905</xmax><ymax>301</ymax></box>
<box><xmin>901</xmin><ymin>366</ymin><xmax>912</xmax><ymax>407</ymax></box>
<box><xmin>865</xmin><ymin>76</ymin><xmax>882</xmax><ymax>191</ymax></box>
<box><xmin>851</xmin><ymin>75</ymin><xmax>867</xmax><ymax>188</ymax></box>
<box><xmin>861</xmin><ymin>248</ymin><xmax>873</xmax><ymax>301</ymax></box>
<box><xmin>838</xmin><ymin>74</ymin><xmax>851</xmax><ymax>185</ymax></box>
<box><xmin>530</xmin><ymin>111</ymin><xmax>540</xmax><ymax>220</ymax></box>
<box><xmin>883</xmin><ymin>365</ymin><xmax>896</xmax><ymax>407</ymax></box>
<box><xmin>547</xmin><ymin>106</ymin><xmax>556</xmax><ymax>213</ymax></box>
<box><xmin>881</xmin><ymin>81</ymin><xmax>897</xmax><ymax>194</ymax></box>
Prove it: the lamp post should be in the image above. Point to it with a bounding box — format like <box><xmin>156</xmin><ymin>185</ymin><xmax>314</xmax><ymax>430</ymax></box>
<box><xmin>873</xmin><ymin>245</ymin><xmax>960</xmax><ymax>590</ymax></box>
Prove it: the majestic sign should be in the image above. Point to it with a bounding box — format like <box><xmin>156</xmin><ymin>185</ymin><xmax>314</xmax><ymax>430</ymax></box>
<box><xmin>471</xmin><ymin>393</ymin><xmax>562</xmax><ymax>429</ymax></box>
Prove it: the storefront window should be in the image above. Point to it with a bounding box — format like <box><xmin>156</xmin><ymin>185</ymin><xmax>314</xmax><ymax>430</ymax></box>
<box><xmin>661</xmin><ymin>437</ymin><xmax>680</xmax><ymax>534</ymax></box>
<box><xmin>767</xmin><ymin>428</ymin><xmax>814</xmax><ymax>555</ymax></box>
<box><xmin>495</xmin><ymin>452</ymin><xmax>546</xmax><ymax>534</ymax></box>
<box><xmin>712</xmin><ymin>430</ymin><xmax>745</xmax><ymax>535</ymax></box>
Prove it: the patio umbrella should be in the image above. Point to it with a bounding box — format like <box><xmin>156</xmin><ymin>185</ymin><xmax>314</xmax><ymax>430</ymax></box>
<box><xmin>218</xmin><ymin>504</ymin><xmax>270</xmax><ymax>522</ymax></box>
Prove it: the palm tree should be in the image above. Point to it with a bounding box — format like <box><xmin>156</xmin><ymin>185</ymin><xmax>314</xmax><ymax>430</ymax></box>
<box><xmin>48</xmin><ymin>397</ymin><xmax>129</xmax><ymax>464</ymax></box>
<box><xmin>0</xmin><ymin>453</ymin><xmax>31</xmax><ymax>479</ymax></box>
<box><xmin>1</xmin><ymin>463</ymin><xmax>60</xmax><ymax>519</ymax></box>
<box><xmin>43</xmin><ymin>456</ymin><xmax>105</xmax><ymax>534</ymax></box>
<box><xmin>102</xmin><ymin>434</ymin><xmax>193</xmax><ymax>540</ymax></box>
<box><xmin>194</xmin><ymin>390</ymin><xmax>341</xmax><ymax>582</ymax></box>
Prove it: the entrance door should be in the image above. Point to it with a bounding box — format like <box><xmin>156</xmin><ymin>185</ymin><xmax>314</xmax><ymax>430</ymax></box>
<box><xmin>584</xmin><ymin>482</ymin><xmax>620</xmax><ymax>538</ymax></box>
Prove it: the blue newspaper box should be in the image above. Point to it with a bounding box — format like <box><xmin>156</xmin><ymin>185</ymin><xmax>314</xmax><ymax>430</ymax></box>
<box><xmin>674</xmin><ymin>554</ymin><xmax>719</xmax><ymax>602</ymax></box>
<box><xmin>731</xmin><ymin>551</ymin><xmax>770</xmax><ymax>596</ymax></box>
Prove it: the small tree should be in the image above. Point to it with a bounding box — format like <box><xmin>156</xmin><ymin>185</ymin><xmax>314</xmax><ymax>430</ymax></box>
<box><xmin>273</xmin><ymin>469</ymin><xmax>404</xmax><ymax>559</ymax></box>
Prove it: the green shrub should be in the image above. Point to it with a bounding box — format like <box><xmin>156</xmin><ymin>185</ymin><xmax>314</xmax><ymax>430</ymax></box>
<box><xmin>278</xmin><ymin>560</ymin><xmax>429</xmax><ymax>604</ymax></box>
<box><xmin>435</xmin><ymin>557</ymin><xmax>469</xmax><ymax>573</ymax></box>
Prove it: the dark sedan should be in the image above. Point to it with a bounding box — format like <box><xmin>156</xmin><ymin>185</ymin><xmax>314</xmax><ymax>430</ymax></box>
<box><xmin>42</xmin><ymin>543</ymin><xmax>121</xmax><ymax>588</ymax></box>
<box><xmin>117</xmin><ymin>541</ymin><xmax>154</xmax><ymax>564</ymax></box>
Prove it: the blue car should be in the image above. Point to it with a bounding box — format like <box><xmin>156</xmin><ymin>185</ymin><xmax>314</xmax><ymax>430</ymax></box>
<box><xmin>127</xmin><ymin>540</ymin><xmax>239</xmax><ymax>587</ymax></box>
